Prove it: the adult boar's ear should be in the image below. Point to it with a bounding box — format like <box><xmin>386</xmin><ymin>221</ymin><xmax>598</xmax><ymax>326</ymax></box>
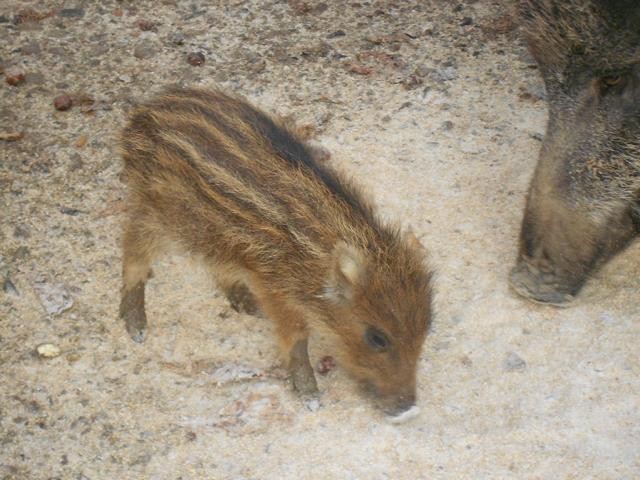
<box><xmin>324</xmin><ymin>242</ymin><xmax>366</xmax><ymax>304</ymax></box>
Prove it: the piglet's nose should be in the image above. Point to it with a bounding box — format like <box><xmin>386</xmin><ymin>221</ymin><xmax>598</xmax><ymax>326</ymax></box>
<box><xmin>398</xmin><ymin>396</ymin><xmax>416</xmax><ymax>412</ymax></box>
<box><xmin>386</xmin><ymin>393</ymin><xmax>416</xmax><ymax>416</ymax></box>
<box><xmin>387</xmin><ymin>403</ymin><xmax>421</xmax><ymax>424</ymax></box>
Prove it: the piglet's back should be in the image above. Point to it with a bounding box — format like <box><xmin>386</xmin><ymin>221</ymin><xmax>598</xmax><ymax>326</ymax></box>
<box><xmin>120</xmin><ymin>87</ymin><xmax>389</xmax><ymax>273</ymax></box>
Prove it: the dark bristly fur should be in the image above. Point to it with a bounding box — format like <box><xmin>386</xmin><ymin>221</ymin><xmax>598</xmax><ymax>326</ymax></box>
<box><xmin>510</xmin><ymin>0</ymin><xmax>640</xmax><ymax>305</ymax></box>
<box><xmin>119</xmin><ymin>87</ymin><xmax>433</xmax><ymax>415</ymax></box>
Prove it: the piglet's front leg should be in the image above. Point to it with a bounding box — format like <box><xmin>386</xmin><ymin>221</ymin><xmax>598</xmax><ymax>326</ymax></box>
<box><xmin>253</xmin><ymin>288</ymin><xmax>318</xmax><ymax>396</ymax></box>
<box><xmin>289</xmin><ymin>338</ymin><xmax>318</xmax><ymax>396</ymax></box>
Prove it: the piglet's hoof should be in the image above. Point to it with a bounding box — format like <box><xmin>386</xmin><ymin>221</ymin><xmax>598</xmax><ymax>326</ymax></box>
<box><xmin>120</xmin><ymin>283</ymin><xmax>147</xmax><ymax>343</ymax></box>
<box><xmin>289</xmin><ymin>339</ymin><xmax>319</xmax><ymax>396</ymax></box>
<box><xmin>291</xmin><ymin>363</ymin><xmax>319</xmax><ymax>397</ymax></box>
<box><xmin>125</xmin><ymin>318</ymin><xmax>147</xmax><ymax>343</ymax></box>
<box><xmin>122</xmin><ymin>307</ymin><xmax>147</xmax><ymax>343</ymax></box>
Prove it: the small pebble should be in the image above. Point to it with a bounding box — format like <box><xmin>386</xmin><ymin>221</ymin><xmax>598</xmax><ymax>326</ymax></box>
<box><xmin>503</xmin><ymin>352</ymin><xmax>527</xmax><ymax>371</ymax></box>
<box><xmin>434</xmin><ymin>66</ymin><xmax>457</xmax><ymax>82</ymax></box>
<box><xmin>401</xmin><ymin>73</ymin><xmax>423</xmax><ymax>90</ymax></box>
<box><xmin>599</xmin><ymin>313</ymin><xmax>615</xmax><ymax>325</ymax></box>
<box><xmin>13</xmin><ymin>224</ymin><xmax>30</xmax><ymax>238</ymax></box>
<box><xmin>187</xmin><ymin>52</ymin><xmax>205</xmax><ymax>66</ymax></box>
<box><xmin>66</xmin><ymin>353</ymin><xmax>81</xmax><ymax>363</ymax></box>
<box><xmin>13</xmin><ymin>246</ymin><xmax>29</xmax><ymax>260</ymax></box>
<box><xmin>75</xmin><ymin>135</ymin><xmax>88</xmax><ymax>148</ymax></box>
<box><xmin>6</xmin><ymin>70</ymin><xmax>25</xmax><ymax>86</ymax></box>
<box><xmin>460</xmin><ymin>355</ymin><xmax>473</xmax><ymax>367</ymax></box>
<box><xmin>35</xmin><ymin>282</ymin><xmax>74</xmax><ymax>315</ymax></box>
<box><xmin>59</xmin><ymin>8</ymin><xmax>85</xmax><ymax>18</ymax></box>
<box><xmin>3</xmin><ymin>276</ymin><xmax>19</xmax><ymax>295</ymax></box>
<box><xmin>530</xmin><ymin>132</ymin><xmax>544</xmax><ymax>141</ymax></box>
<box><xmin>22</xmin><ymin>40</ymin><xmax>41</xmax><ymax>55</ymax></box>
<box><xmin>304</xmin><ymin>398</ymin><xmax>321</xmax><ymax>412</ymax></box>
<box><xmin>134</xmin><ymin>40</ymin><xmax>157</xmax><ymax>59</ymax></box>
<box><xmin>247</xmin><ymin>57</ymin><xmax>266</xmax><ymax>73</ymax></box>
<box><xmin>54</xmin><ymin>94</ymin><xmax>73</xmax><ymax>111</ymax></box>
<box><xmin>25</xmin><ymin>72</ymin><xmax>45</xmax><ymax>85</ymax></box>
<box><xmin>60</xmin><ymin>207</ymin><xmax>81</xmax><ymax>216</ymax></box>
<box><xmin>441</xmin><ymin>120</ymin><xmax>454</xmax><ymax>131</ymax></box>
<box><xmin>136</xmin><ymin>19</ymin><xmax>155</xmax><ymax>31</ymax></box>
<box><xmin>37</xmin><ymin>343</ymin><xmax>61</xmax><ymax>358</ymax></box>
<box><xmin>169</xmin><ymin>32</ymin><xmax>185</xmax><ymax>45</ymax></box>
<box><xmin>289</xmin><ymin>0</ymin><xmax>312</xmax><ymax>15</ymax></box>
<box><xmin>326</xmin><ymin>30</ymin><xmax>345</xmax><ymax>39</ymax></box>
<box><xmin>313</xmin><ymin>3</ymin><xmax>328</xmax><ymax>14</ymax></box>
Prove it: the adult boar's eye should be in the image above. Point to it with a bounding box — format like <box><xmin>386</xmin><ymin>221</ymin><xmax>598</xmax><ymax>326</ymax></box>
<box><xmin>599</xmin><ymin>75</ymin><xmax>626</xmax><ymax>94</ymax></box>
<box><xmin>365</xmin><ymin>327</ymin><xmax>390</xmax><ymax>351</ymax></box>
<box><xmin>602</xmin><ymin>75</ymin><xmax>622</xmax><ymax>86</ymax></box>
<box><xmin>597</xmin><ymin>74</ymin><xmax>627</xmax><ymax>95</ymax></box>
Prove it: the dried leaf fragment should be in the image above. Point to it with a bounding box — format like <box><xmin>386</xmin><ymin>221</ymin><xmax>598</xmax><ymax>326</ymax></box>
<box><xmin>0</xmin><ymin>131</ymin><xmax>24</xmax><ymax>141</ymax></box>
<box><xmin>346</xmin><ymin>62</ymin><xmax>373</xmax><ymax>75</ymax></box>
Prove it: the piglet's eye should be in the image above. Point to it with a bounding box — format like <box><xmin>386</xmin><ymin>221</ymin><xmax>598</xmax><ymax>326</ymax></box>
<box><xmin>365</xmin><ymin>327</ymin><xmax>391</xmax><ymax>351</ymax></box>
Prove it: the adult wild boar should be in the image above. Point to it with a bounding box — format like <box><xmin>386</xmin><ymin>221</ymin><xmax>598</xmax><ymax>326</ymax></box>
<box><xmin>510</xmin><ymin>0</ymin><xmax>640</xmax><ymax>305</ymax></box>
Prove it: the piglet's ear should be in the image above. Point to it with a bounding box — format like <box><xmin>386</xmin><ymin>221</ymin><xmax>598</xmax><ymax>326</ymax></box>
<box><xmin>325</xmin><ymin>242</ymin><xmax>366</xmax><ymax>304</ymax></box>
<box><xmin>405</xmin><ymin>226</ymin><xmax>426</xmax><ymax>253</ymax></box>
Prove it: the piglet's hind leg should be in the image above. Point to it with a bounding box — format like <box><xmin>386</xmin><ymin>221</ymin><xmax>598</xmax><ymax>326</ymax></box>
<box><xmin>119</xmin><ymin>219</ymin><xmax>156</xmax><ymax>343</ymax></box>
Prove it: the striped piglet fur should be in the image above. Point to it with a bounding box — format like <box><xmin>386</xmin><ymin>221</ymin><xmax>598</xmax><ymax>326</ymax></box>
<box><xmin>119</xmin><ymin>87</ymin><xmax>433</xmax><ymax>415</ymax></box>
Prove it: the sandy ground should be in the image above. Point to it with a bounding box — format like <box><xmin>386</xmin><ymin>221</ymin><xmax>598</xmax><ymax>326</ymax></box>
<box><xmin>1</xmin><ymin>1</ymin><xmax>639</xmax><ymax>479</ymax></box>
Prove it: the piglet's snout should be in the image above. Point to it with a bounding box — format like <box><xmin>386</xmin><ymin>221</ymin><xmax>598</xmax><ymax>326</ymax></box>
<box><xmin>382</xmin><ymin>392</ymin><xmax>417</xmax><ymax>417</ymax></box>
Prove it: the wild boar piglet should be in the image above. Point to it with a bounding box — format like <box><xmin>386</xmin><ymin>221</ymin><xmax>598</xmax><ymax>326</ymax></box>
<box><xmin>119</xmin><ymin>87</ymin><xmax>433</xmax><ymax>418</ymax></box>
